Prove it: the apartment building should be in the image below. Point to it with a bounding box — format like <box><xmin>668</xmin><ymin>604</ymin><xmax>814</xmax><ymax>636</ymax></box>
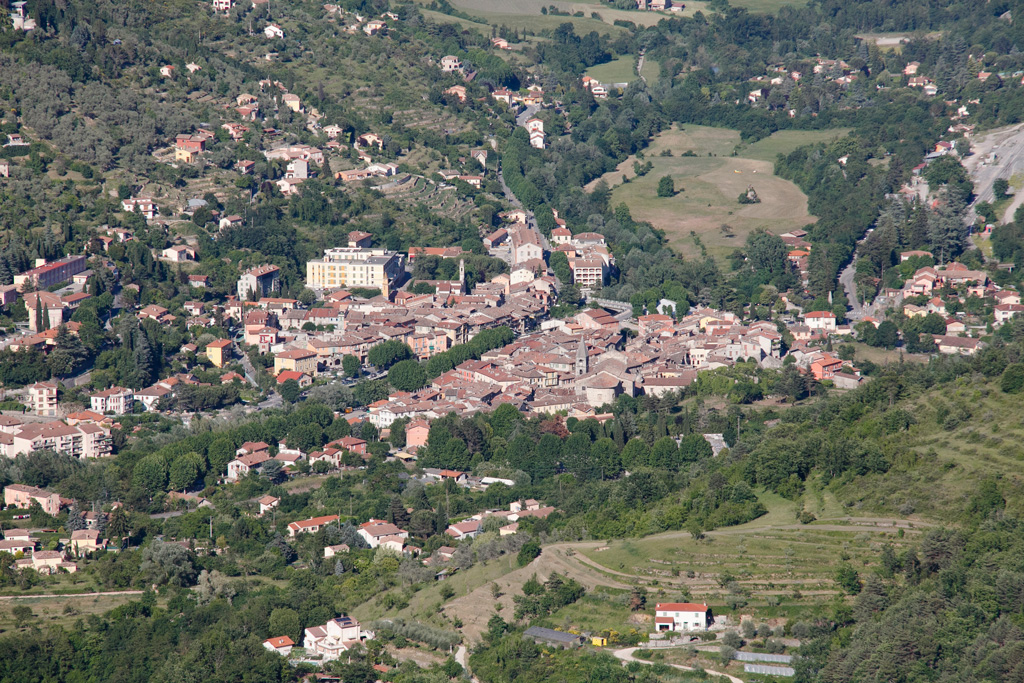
<box><xmin>237</xmin><ymin>265</ymin><xmax>281</xmax><ymax>301</ymax></box>
<box><xmin>90</xmin><ymin>387</ymin><xmax>134</xmax><ymax>415</ymax></box>
<box><xmin>305</xmin><ymin>248</ymin><xmax>403</xmax><ymax>292</ymax></box>
<box><xmin>14</xmin><ymin>255</ymin><xmax>87</xmax><ymax>291</ymax></box>
<box><xmin>28</xmin><ymin>381</ymin><xmax>58</xmax><ymax>416</ymax></box>
<box><xmin>6</xmin><ymin>421</ymin><xmax>112</xmax><ymax>459</ymax></box>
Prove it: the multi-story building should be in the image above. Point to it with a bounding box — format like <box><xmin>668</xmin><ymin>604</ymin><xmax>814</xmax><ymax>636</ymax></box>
<box><xmin>654</xmin><ymin>602</ymin><xmax>711</xmax><ymax>632</ymax></box>
<box><xmin>28</xmin><ymin>381</ymin><xmax>58</xmax><ymax>416</ymax></box>
<box><xmin>14</xmin><ymin>255</ymin><xmax>87</xmax><ymax>291</ymax></box>
<box><xmin>273</xmin><ymin>348</ymin><xmax>318</xmax><ymax>375</ymax></box>
<box><xmin>305</xmin><ymin>248</ymin><xmax>403</xmax><ymax>292</ymax></box>
<box><xmin>303</xmin><ymin>616</ymin><xmax>374</xmax><ymax>661</ymax></box>
<box><xmin>4</xmin><ymin>484</ymin><xmax>63</xmax><ymax>514</ymax></box>
<box><xmin>6</xmin><ymin>421</ymin><xmax>112</xmax><ymax>459</ymax></box>
<box><xmin>237</xmin><ymin>265</ymin><xmax>281</xmax><ymax>301</ymax></box>
<box><xmin>205</xmin><ymin>339</ymin><xmax>232</xmax><ymax>368</ymax></box>
<box><xmin>90</xmin><ymin>387</ymin><xmax>134</xmax><ymax>415</ymax></box>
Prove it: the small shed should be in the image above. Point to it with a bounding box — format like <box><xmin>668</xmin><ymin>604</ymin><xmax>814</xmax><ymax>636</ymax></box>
<box><xmin>524</xmin><ymin>627</ymin><xmax>585</xmax><ymax>648</ymax></box>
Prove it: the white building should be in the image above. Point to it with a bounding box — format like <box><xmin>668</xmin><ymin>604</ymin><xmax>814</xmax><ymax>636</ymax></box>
<box><xmin>654</xmin><ymin>602</ymin><xmax>711</xmax><ymax>632</ymax></box>
<box><xmin>90</xmin><ymin>387</ymin><xmax>134</xmax><ymax>415</ymax></box>
<box><xmin>356</xmin><ymin>520</ymin><xmax>409</xmax><ymax>548</ymax></box>
<box><xmin>303</xmin><ymin>616</ymin><xmax>374</xmax><ymax>661</ymax></box>
<box><xmin>305</xmin><ymin>248</ymin><xmax>403</xmax><ymax>292</ymax></box>
<box><xmin>804</xmin><ymin>311</ymin><xmax>837</xmax><ymax>332</ymax></box>
<box><xmin>28</xmin><ymin>381</ymin><xmax>58</xmax><ymax>417</ymax></box>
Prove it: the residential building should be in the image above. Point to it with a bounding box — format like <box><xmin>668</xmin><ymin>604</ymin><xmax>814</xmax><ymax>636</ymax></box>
<box><xmin>440</xmin><ymin>55</ymin><xmax>463</xmax><ymax>72</ymax></box>
<box><xmin>122</xmin><ymin>198</ymin><xmax>158</xmax><ymax>219</ymax></box>
<box><xmin>69</xmin><ymin>529</ymin><xmax>106</xmax><ymax>555</ymax></box>
<box><xmin>357</xmin><ymin>520</ymin><xmax>409</xmax><ymax>548</ymax></box>
<box><xmin>303</xmin><ymin>616</ymin><xmax>374</xmax><ymax>661</ymax></box>
<box><xmin>274</xmin><ymin>348</ymin><xmax>318</xmax><ymax>375</ymax></box>
<box><xmin>4</xmin><ymin>484</ymin><xmax>62</xmax><ymax>514</ymax></box>
<box><xmin>263</xmin><ymin>636</ymin><xmax>294</xmax><ymax>656</ymax></box>
<box><xmin>258</xmin><ymin>495</ymin><xmax>280</xmax><ymax>516</ymax></box>
<box><xmin>7</xmin><ymin>421</ymin><xmax>112</xmax><ymax>459</ymax></box>
<box><xmin>226</xmin><ymin>451</ymin><xmax>272</xmax><ymax>481</ymax></box>
<box><xmin>24</xmin><ymin>291</ymin><xmax>64</xmax><ymax>332</ymax></box>
<box><xmin>446</xmin><ymin>519</ymin><xmax>481</xmax><ymax>540</ymax></box>
<box><xmin>205</xmin><ymin>339</ymin><xmax>232</xmax><ymax>368</ymax></box>
<box><xmin>804</xmin><ymin>311</ymin><xmax>837</xmax><ymax>333</ymax></box>
<box><xmin>162</xmin><ymin>245</ymin><xmax>196</xmax><ymax>262</ymax></box>
<box><xmin>305</xmin><ymin>248</ymin><xmax>403</xmax><ymax>292</ymax></box>
<box><xmin>90</xmin><ymin>387</ymin><xmax>134</xmax><ymax>415</ymax></box>
<box><xmin>14</xmin><ymin>255</ymin><xmax>87</xmax><ymax>291</ymax></box>
<box><xmin>287</xmin><ymin>514</ymin><xmax>340</xmax><ymax>537</ymax></box>
<box><xmin>654</xmin><ymin>602</ymin><xmax>712</xmax><ymax>632</ymax></box>
<box><xmin>237</xmin><ymin>264</ymin><xmax>281</xmax><ymax>301</ymax></box>
<box><xmin>28</xmin><ymin>381</ymin><xmax>58</xmax><ymax>417</ymax></box>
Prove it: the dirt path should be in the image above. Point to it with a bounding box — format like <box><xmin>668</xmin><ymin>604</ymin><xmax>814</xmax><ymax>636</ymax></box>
<box><xmin>614</xmin><ymin>647</ymin><xmax>745</xmax><ymax>683</ymax></box>
<box><xmin>0</xmin><ymin>590</ymin><xmax>144</xmax><ymax>600</ymax></box>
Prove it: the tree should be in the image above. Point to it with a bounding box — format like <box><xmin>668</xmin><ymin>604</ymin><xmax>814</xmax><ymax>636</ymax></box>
<box><xmin>367</xmin><ymin>340</ymin><xmax>413</xmax><ymax>370</ymax></box>
<box><xmin>342</xmin><ymin>354</ymin><xmax>361</xmax><ymax>378</ymax></box>
<box><xmin>140</xmin><ymin>541</ymin><xmax>197</xmax><ymax>587</ymax></box>
<box><xmin>388</xmin><ymin>359</ymin><xmax>427</xmax><ymax>392</ymax></box>
<box><xmin>517</xmin><ymin>540</ymin><xmax>541</xmax><ymax>566</ymax></box>
<box><xmin>133</xmin><ymin>454</ymin><xmax>168</xmax><ymax>494</ymax></box>
<box><xmin>279</xmin><ymin>379</ymin><xmax>302</xmax><ymax>403</ymax></box>
<box><xmin>835</xmin><ymin>562</ymin><xmax>862</xmax><ymax>594</ymax></box>
<box><xmin>994</xmin><ymin>178</ymin><xmax>1010</xmax><ymax>200</ymax></box>
<box><xmin>874</xmin><ymin>320</ymin><xmax>900</xmax><ymax>349</ymax></box>
<box><xmin>169</xmin><ymin>453</ymin><xmax>203</xmax><ymax>492</ymax></box>
<box><xmin>657</xmin><ymin>175</ymin><xmax>675</xmax><ymax>197</ymax></box>
<box><xmin>628</xmin><ymin>587</ymin><xmax>647</xmax><ymax>612</ymax></box>
<box><xmin>1001</xmin><ymin>364</ymin><xmax>1024</xmax><ymax>393</ymax></box>
<box><xmin>11</xmin><ymin>605</ymin><xmax>34</xmax><ymax>628</ymax></box>
<box><xmin>269</xmin><ymin>607</ymin><xmax>301</xmax><ymax>640</ymax></box>
<box><xmin>287</xmin><ymin>423</ymin><xmax>325</xmax><ymax>453</ymax></box>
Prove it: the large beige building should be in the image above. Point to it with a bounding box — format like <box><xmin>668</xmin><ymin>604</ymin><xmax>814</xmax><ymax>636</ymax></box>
<box><xmin>306</xmin><ymin>248</ymin><xmax>403</xmax><ymax>292</ymax></box>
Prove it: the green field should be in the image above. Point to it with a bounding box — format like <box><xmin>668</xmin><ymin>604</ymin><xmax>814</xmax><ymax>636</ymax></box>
<box><xmin>576</xmin><ymin>490</ymin><xmax>917</xmax><ymax>603</ymax></box>
<box><xmin>589</xmin><ymin>125</ymin><xmax>851</xmax><ymax>262</ymax></box>
<box><xmin>728</xmin><ymin>0</ymin><xmax>809</xmax><ymax>13</ymax></box>
<box><xmin>586</xmin><ymin>56</ymin><xmax>637</xmax><ymax>84</ymax></box>
<box><xmin>415</xmin><ymin>0</ymin><xmax>630</xmax><ymax>35</ymax></box>
<box><xmin>640</xmin><ymin>57</ymin><xmax>661</xmax><ymax>83</ymax></box>
<box><xmin>0</xmin><ymin>592</ymin><xmax>146</xmax><ymax>633</ymax></box>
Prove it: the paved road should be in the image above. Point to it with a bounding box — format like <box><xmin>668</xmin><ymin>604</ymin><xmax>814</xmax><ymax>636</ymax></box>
<box><xmin>964</xmin><ymin>123</ymin><xmax>1024</xmax><ymax>224</ymax></box>
<box><xmin>613</xmin><ymin>647</ymin><xmax>745</xmax><ymax>683</ymax></box>
<box><xmin>637</xmin><ymin>50</ymin><xmax>647</xmax><ymax>83</ymax></box>
<box><xmin>838</xmin><ymin>260</ymin><xmax>863</xmax><ymax>320</ymax></box>
<box><xmin>515</xmin><ymin>104</ymin><xmax>540</xmax><ymax>128</ymax></box>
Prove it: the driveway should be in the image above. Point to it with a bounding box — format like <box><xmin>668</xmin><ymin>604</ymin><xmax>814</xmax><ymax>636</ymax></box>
<box><xmin>613</xmin><ymin>647</ymin><xmax>745</xmax><ymax>683</ymax></box>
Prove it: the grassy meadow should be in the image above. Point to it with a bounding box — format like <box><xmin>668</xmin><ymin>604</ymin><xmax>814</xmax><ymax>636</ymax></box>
<box><xmin>589</xmin><ymin>125</ymin><xmax>850</xmax><ymax>262</ymax></box>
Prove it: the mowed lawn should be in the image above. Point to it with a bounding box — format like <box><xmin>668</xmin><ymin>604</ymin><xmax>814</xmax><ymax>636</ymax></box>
<box><xmin>593</xmin><ymin>125</ymin><xmax>848</xmax><ymax>262</ymax></box>
<box><xmin>586</xmin><ymin>56</ymin><xmax>636</xmax><ymax>84</ymax></box>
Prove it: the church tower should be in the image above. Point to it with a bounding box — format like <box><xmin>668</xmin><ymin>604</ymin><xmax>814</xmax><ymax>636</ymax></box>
<box><xmin>575</xmin><ymin>338</ymin><xmax>588</xmax><ymax>376</ymax></box>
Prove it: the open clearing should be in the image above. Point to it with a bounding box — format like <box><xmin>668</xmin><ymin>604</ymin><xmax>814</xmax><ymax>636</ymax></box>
<box><xmin>0</xmin><ymin>592</ymin><xmax>145</xmax><ymax>633</ymax></box>
<box><xmin>727</xmin><ymin>0</ymin><xmax>808</xmax><ymax>12</ymax></box>
<box><xmin>590</xmin><ymin>125</ymin><xmax>848</xmax><ymax>262</ymax></box>
<box><xmin>586</xmin><ymin>56</ymin><xmax>637</xmax><ymax>84</ymax></box>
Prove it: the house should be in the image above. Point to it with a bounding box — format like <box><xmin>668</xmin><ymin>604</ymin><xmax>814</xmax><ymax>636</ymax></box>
<box><xmin>288</xmin><ymin>515</ymin><xmax>340</xmax><ymax>537</ymax></box>
<box><xmin>135</xmin><ymin>385</ymin><xmax>171</xmax><ymax>411</ymax></box>
<box><xmin>212</xmin><ymin>0</ymin><xmax>233</xmax><ymax>12</ymax></box>
<box><xmin>188</xmin><ymin>274</ymin><xmax>210</xmax><ymax>288</ymax></box>
<box><xmin>363</xmin><ymin>19</ymin><xmax>386</xmax><ymax>35</ymax></box>
<box><xmin>69</xmin><ymin>529</ymin><xmax>106</xmax><ymax>555</ymax></box>
<box><xmin>303</xmin><ymin>616</ymin><xmax>374</xmax><ymax>661</ymax></box>
<box><xmin>654</xmin><ymin>602</ymin><xmax>712</xmax><ymax>632</ymax></box>
<box><xmin>933</xmin><ymin>335</ymin><xmax>983</xmax><ymax>356</ymax></box>
<box><xmin>446</xmin><ymin>519</ymin><xmax>482</xmax><ymax>540</ymax></box>
<box><xmin>357</xmin><ymin>520</ymin><xmax>409</xmax><ymax>548</ymax></box>
<box><xmin>523</xmin><ymin>627</ymin><xmax>585</xmax><ymax>648</ymax></box>
<box><xmin>445</xmin><ymin>85</ymin><xmax>467</xmax><ymax>102</ymax></box>
<box><xmin>277</xmin><ymin>370</ymin><xmax>312</xmax><ymax>388</ymax></box>
<box><xmin>226</xmin><ymin>450</ymin><xmax>272</xmax><ymax>481</ymax></box>
<box><xmin>160</xmin><ymin>65</ymin><xmax>175</xmax><ymax>78</ymax></box>
<box><xmin>4</xmin><ymin>484</ymin><xmax>62</xmax><ymax>515</ymax></box>
<box><xmin>162</xmin><ymin>245</ymin><xmax>196</xmax><ymax>262</ymax></box>
<box><xmin>264</xmin><ymin>23</ymin><xmax>284</xmax><ymax>38</ymax></box>
<box><xmin>804</xmin><ymin>311</ymin><xmax>837</xmax><ymax>332</ymax></box>
<box><xmin>90</xmin><ymin>387</ymin><xmax>134</xmax><ymax>415</ymax></box>
<box><xmin>16</xmin><ymin>550</ymin><xmax>76</xmax><ymax>575</ymax></box>
<box><xmin>28</xmin><ymin>381</ymin><xmax>58</xmax><ymax>417</ymax></box>
<box><xmin>994</xmin><ymin>303</ymin><xmax>1024</xmax><ymax>325</ymax></box>
<box><xmin>236</xmin><ymin>160</ymin><xmax>255</xmax><ymax>175</ymax></box>
<box><xmin>809</xmin><ymin>354</ymin><xmax>843</xmax><ymax>381</ymax></box>
<box><xmin>529</xmin><ymin>130</ymin><xmax>546</xmax><ymax>149</ymax></box>
<box><xmin>440</xmin><ymin>55</ymin><xmax>463</xmax><ymax>72</ymax></box>
<box><xmin>258</xmin><ymin>495</ymin><xmax>280</xmax><ymax>516</ymax></box>
<box><xmin>263</xmin><ymin>636</ymin><xmax>294</xmax><ymax>656</ymax></box>
<box><xmin>0</xmin><ymin>160</ymin><xmax>8</xmax><ymax>177</ymax></box>
<box><xmin>122</xmin><ymin>198</ymin><xmax>158</xmax><ymax>220</ymax></box>
<box><xmin>282</xmin><ymin>93</ymin><xmax>301</xmax><ymax>112</ymax></box>
<box><xmin>324</xmin><ymin>544</ymin><xmax>349</xmax><ymax>558</ymax></box>
<box><xmin>334</xmin><ymin>436</ymin><xmax>367</xmax><ymax>455</ymax></box>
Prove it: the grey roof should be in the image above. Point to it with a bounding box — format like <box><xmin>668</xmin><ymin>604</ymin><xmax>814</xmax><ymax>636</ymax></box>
<box><xmin>734</xmin><ymin>651</ymin><xmax>793</xmax><ymax>664</ymax></box>
<box><xmin>744</xmin><ymin>664</ymin><xmax>795</xmax><ymax>677</ymax></box>
<box><xmin>524</xmin><ymin>627</ymin><xmax>582</xmax><ymax>644</ymax></box>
